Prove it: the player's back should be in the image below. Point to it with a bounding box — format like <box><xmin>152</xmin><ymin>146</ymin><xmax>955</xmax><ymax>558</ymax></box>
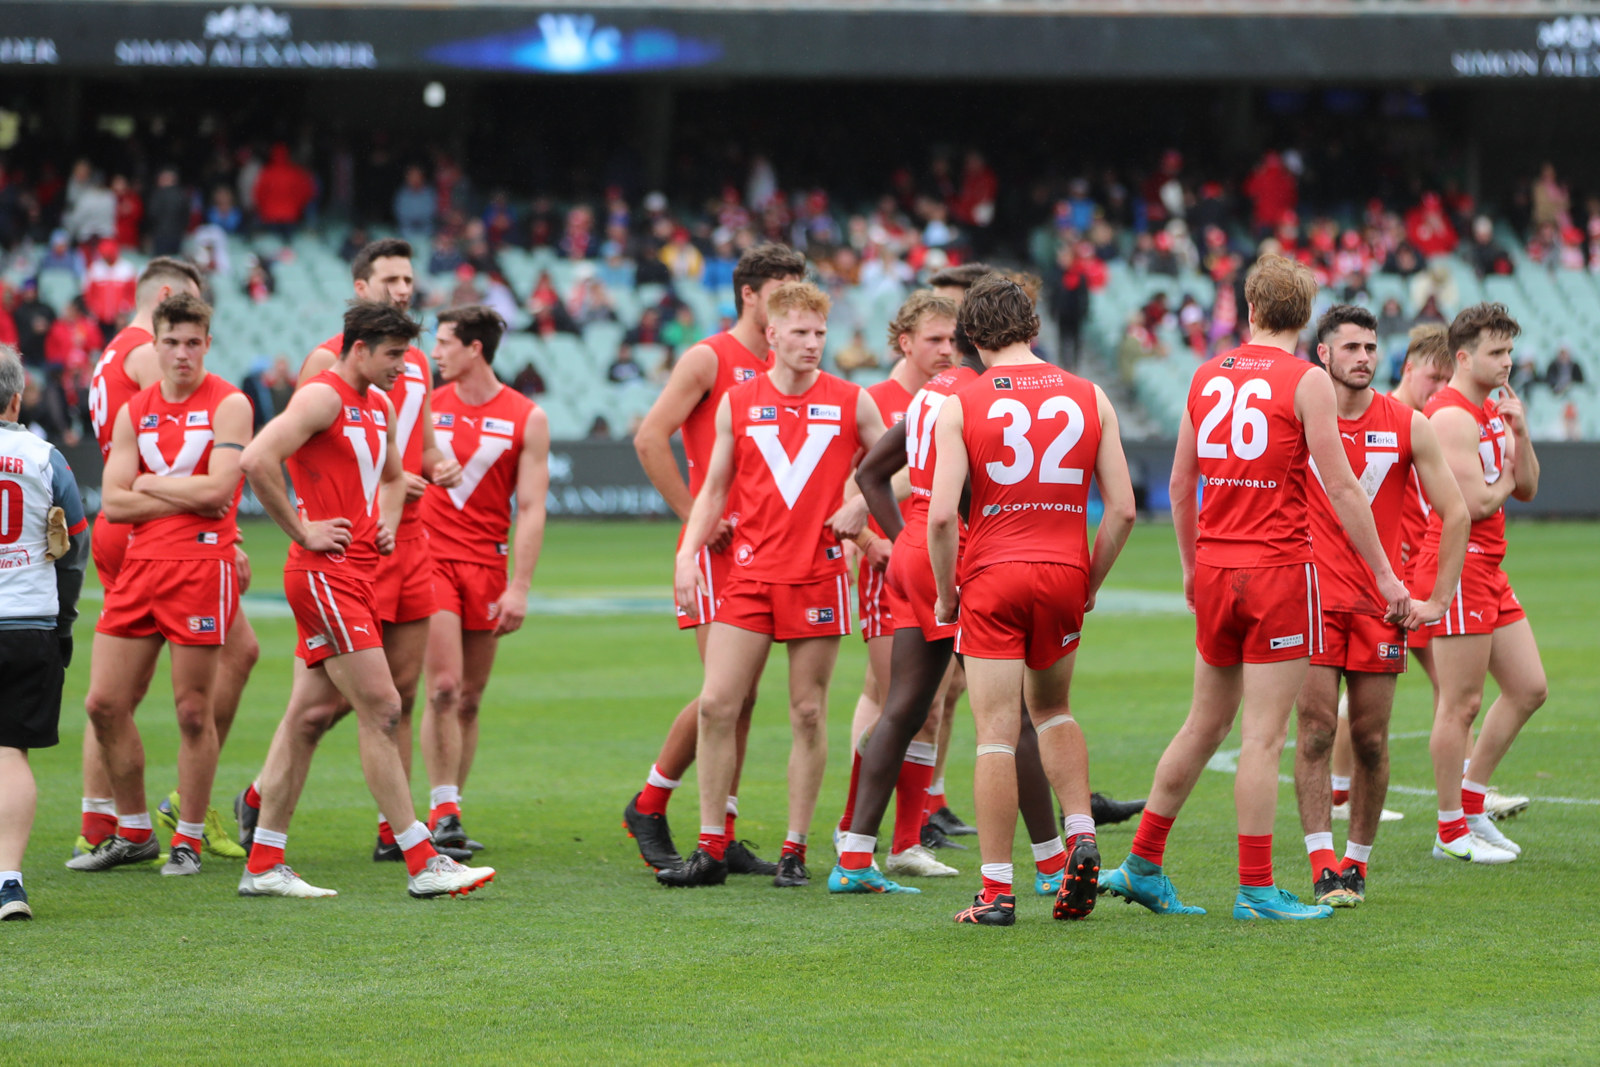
<box><xmin>1307</xmin><ymin>390</ymin><xmax>1414</xmax><ymax>615</ymax></box>
<box><xmin>727</xmin><ymin>370</ymin><xmax>861</xmax><ymax>584</ymax></box>
<box><xmin>680</xmin><ymin>331</ymin><xmax>770</xmax><ymax>496</ymax></box>
<box><xmin>1187</xmin><ymin>343</ymin><xmax>1315</xmax><ymax>569</ymax></box>
<box><xmin>315</xmin><ymin>334</ymin><xmax>431</xmax><ymax>529</ymax></box>
<box><xmin>89</xmin><ymin>325</ymin><xmax>152</xmax><ymax>459</ymax></box>
<box><xmin>900</xmin><ymin>365</ymin><xmax>979</xmax><ymax>550</ymax></box>
<box><xmin>1423</xmin><ymin>385</ymin><xmax>1508</xmax><ymax>562</ymax></box>
<box><xmin>424</xmin><ymin>382</ymin><xmax>536</xmax><ymax>561</ymax></box>
<box><xmin>124</xmin><ymin>373</ymin><xmax>243</xmax><ymax>561</ymax></box>
<box><xmin>957</xmin><ymin>361</ymin><xmax>1101</xmax><ymax>574</ymax></box>
<box><xmin>285</xmin><ymin>369</ymin><xmax>389</xmax><ymax>577</ymax></box>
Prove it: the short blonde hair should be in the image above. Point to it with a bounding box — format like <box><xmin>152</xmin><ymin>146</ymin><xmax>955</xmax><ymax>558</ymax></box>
<box><xmin>1405</xmin><ymin>323</ymin><xmax>1454</xmax><ymax>376</ymax></box>
<box><xmin>1244</xmin><ymin>254</ymin><xmax>1317</xmax><ymax>334</ymax></box>
<box><xmin>766</xmin><ymin>280</ymin><xmax>831</xmax><ymax>321</ymax></box>
<box><xmin>887</xmin><ymin>290</ymin><xmax>958</xmax><ymax>351</ymax></box>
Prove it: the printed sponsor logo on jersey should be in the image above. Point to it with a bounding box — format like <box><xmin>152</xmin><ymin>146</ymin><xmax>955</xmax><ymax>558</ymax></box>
<box><xmin>1220</xmin><ymin>356</ymin><xmax>1236</xmax><ymax>369</ymax></box>
<box><xmin>306</xmin><ymin>634</ymin><xmax>329</xmax><ymax>649</ymax></box>
<box><xmin>497</xmin><ymin>543</ymin><xmax>509</xmax><ymax>556</ymax></box>
<box><xmin>806</xmin><ymin>607</ymin><xmax>836</xmax><ymax>625</ymax></box>
<box><xmin>983</xmin><ymin>501</ymin><xmax>1084</xmax><ymax>515</ymax></box>
<box><xmin>186</xmin><ymin>410</ymin><xmax>210</xmax><ymax>427</ymax></box>
<box><xmin>372</xmin><ymin>408</ymin><xmax>386</xmax><ymax>427</ymax></box>
<box><xmin>733</xmin><ymin>367</ymin><xmax>757</xmax><ymax>382</ymax></box>
<box><xmin>188</xmin><ymin>615</ymin><xmax>218</xmax><ymax>634</ymax></box>
<box><xmin>992</xmin><ymin>377</ymin><xmax>1013</xmax><ymax>390</ymax></box>
<box><xmin>807</xmin><ymin>403</ymin><xmax>841</xmax><ymax>421</ymax></box>
<box><xmin>1365</xmin><ymin>431</ymin><xmax>1399</xmax><ymax>448</ymax></box>
<box><xmin>0</xmin><ymin>547</ymin><xmax>32</xmax><ymax>568</ymax></box>
<box><xmin>1488</xmin><ymin>418</ymin><xmax>1505</xmax><ymax>433</ymax></box>
<box><xmin>825</xmin><ymin>545</ymin><xmax>842</xmax><ymax>560</ymax></box>
<box><xmin>140</xmin><ymin>414</ymin><xmax>159</xmax><ymax>429</ymax></box>
<box><xmin>1377</xmin><ymin>642</ymin><xmax>1404</xmax><ymax>660</ymax></box>
<box><xmin>1269</xmin><ymin>633</ymin><xmax>1305</xmax><ymax>650</ymax></box>
<box><xmin>1199</xmin><ymin>476</ymin><xmax>1280</xmax><ymax>489</ymax></box>
<box><xmin>346</xmin><ymin>406</ymin><xmax>363</xmax><ymax>423</ymax></box>
<box><xmin>749</xmin><ymin>405</ymin><xmax>777</xmax><ymax>421</ymax></box>
<box><xmin>195</xmin><ymin>532</ymin><xmax>219</xmax><ymax>545</ymax></box>
<box><xmin>982</xmin><ymin>504</ymin><xmax>1002</xmax><ymax>516</ymax></box>
<box><xmin>405</xmin><ymin>362</ymin><xmax>426</xmax><ymax>380</ymax></box>
<box><xmin>892</xmin><ymin>412</ymin><xmax>905</xmax><ymax>424</ymax></box>
<box><xmin>483</xmin><ymin>417</ymin><xmax>515</xmax><ymax>436</ymax></box>
<box><xmin>435</xmin><ymin>413</ymin><xmax>455</xmax><ymax>428</ymax></box>
<box><xmin>735</xmin><ymin>543</ymin><xmax>754</xmax><ymax>566</ymax></box>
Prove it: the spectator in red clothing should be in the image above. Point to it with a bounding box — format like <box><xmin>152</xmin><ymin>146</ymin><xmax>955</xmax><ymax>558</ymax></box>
<box><xmin>253</xmin><ymin>143</ymin><xmax>315</xmax><ymax>241</ymax></box>
<box><xmin>45</xmin><ymin>296</ymin><xmax>102</xmax><ymax>410</ymax></box>
<box><xmin>1405</xmin><ymin>192</ymin><xmax>1458</xmax><ymax>257</ymax></box>
<box><xmin>953</xmin><ymin>150</ymin><xmax>998</xmax><ymax>228</ymax></box>
<box><xmin>1242</xmin><ymin>150</ymin><xmax>1297</xmax><ymax>236</ymax></box>
<box><xmin>111</xmin><ymin>175</ymin><xmax>143</xmax><ymax>249</ymax></box>
<box><xmin>0</xmin><ymin>283</ymin><xmax>17</xmax><ymax>349</ymax></box>
<box><xmin>82</xmin><ymin>239</ymin><xmax>137</xmax><ymax>333</ymax></box>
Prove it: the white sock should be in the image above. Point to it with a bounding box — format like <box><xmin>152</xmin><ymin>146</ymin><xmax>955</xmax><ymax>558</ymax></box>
<box><xmin>1063</xmin><ymin>813</ymin><xmax>1095</xmax><ymax>840</ymax></box>
<box><xmin>979</xmin><ymin>862</ymin><xmax>1014</xmax><ymax>887</ymax></box>
<box><xmin>1330</xmin><ymin>775</ymin><xmax>1351</xmax><ymax>792</ymax></box>
<box><xmin>1030</xmin><ymin>836</ymin><xmax>1065</xmax><ymax>862</ymax></box>
<box><xmin>395</xmin><ymin>821</ymin><xmax>432</xmax><ymax>852</ymax></box>
<box><xmin>1438</xmin><ymin>807</ymin><xmax>1465</xmax><ymax>823</ymax></box>
<box><xmin>647</xmin><ymin>764</ymin><xmax>682</xmax><ymax>790</ymax></box>
<box><xmin>0</xmin><ymin>871</ymin><xmax>20</xmax><ymax>888</ymax></box>
<box><xmin>839</xmin><ymin>832</ymin><xmax>875</xmax><ymax>855</ymax></box>
<box><xmin>118</xmin><ymin>812</ymin><xmax>152</xmax><ymax>831</ymax></box>
<box><xmin>175</xmin><ymin>820</ymin><xmax>205</xmax><ymax>842</ymax></box>
<box><xmin>785</xmin><ymin>831</ymin><xmax>808</xmax><ymax>847</ymax></box>
<box><xmin>1463</xmin><ymin>779</ymin><xmax>1488</xmax><ymax>797</ymax></box>
<box><xmin>699</xmin><ymin>825</ymin><xmax>725</xmax><ymax>839</ymax></box>
<box><xmin>726</xmin><ymin>795</ymin><xmax>739</xmax><ymax>817</ymax></box>
<box><xmin>253</xmin><ymin>827</ymin><xmax>287</xmax><ymax>850</ymax></box>
<box><xmin>1345</xmin><ymin>841</ymin><xmax>1373</xmax><ymax>864</ymax></box>
<box><xmin>430</xmin><ymin>785</ymin><xmax>460</xmax><ymax>809</ymax></box>
<box><xmin>928</xmin><ymin>776</ymin><xmax>945</xmax><ymax>796</ymax></box>
<box><xmin>81</xmin><ymin>797</ymin><xmax>115</xmax><ymax>816</ymax></box>
<box><xmin>1462</xmin><ymin>758</ymin><xmax>1471</xmax><ymax>775</ymax></box>
<box><xmin>905</xmin><ymin>741</ymin><xmax>937</xmax><ymax>767</ymax></box>
<box><xmin>1304</xmin><ymin>831</ymin><xmax>1335</xmax><ymax>854</ymax></box>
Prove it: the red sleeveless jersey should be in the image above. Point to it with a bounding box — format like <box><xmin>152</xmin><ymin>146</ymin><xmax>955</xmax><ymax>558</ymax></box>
<box><xmin>316</xmin><ymin>335</ymin><xmax>432</xmax><ymax>534</ymax></box>
<box><xmin>1399</xmin><ymin>466</ymin><xmax>1430</xmax><ymax>568</ymax></box>
<box><xmin>1307</xmin><ymin>391</ymin><xmax>1414</xmax><ymax>615</ymax></box>
<box><xmin>680</xmin><ymin>331</ymin><xmax>771</xmax><ymax>497</ymax></box>
<box><xmin>1187</xmin><ymin>344</ymin><xmax>1315</xmax><ymax>569</ymax></box>
<box><xmin>123</xmin><ymin>373</ymin><xmax>243</xmax><ymax>562</ymax></box>
<box><xmin>423</xmin><ymin>383</ymin><xmax>536</xmax><ymax>564</ymax></box>
<box><xmin>89</xmin><ymin>325</ymin><xmax>152</xmax><ymax>459</ymax></box>
<box><xmin>957</xmin><ymin>362</ymin><xmax>1102</xmax><ymax>575</ymax></box>
<box><xmin>285</xmin><ymin>369</ymin><xmax>390</xmax><ymax>579</ymax></box>
<box><xmin>726</xmin><ymin>371</ymin><xmax>862</xmax><ymax>585</ymax></box>
<box><xmin>1423</xmin><ymin>386</ymin><xmax>1508</xmax><ymax>562</ymax></box>
<box><xmin>900</xmin><ymin>365</ymin><xmax>979</xmax><ymax>553</ymax></box>
<box><xmin>865</xmin><ymin>376</ymin><xmax>914</xmax><ymax>537</ymax></box>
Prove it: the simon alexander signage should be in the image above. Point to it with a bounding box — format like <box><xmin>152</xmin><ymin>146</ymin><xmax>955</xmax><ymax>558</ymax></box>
<box><xmin>113</xmin><ymin>4</ymin><xmax>377</xmax><ymax>69</ymax></box>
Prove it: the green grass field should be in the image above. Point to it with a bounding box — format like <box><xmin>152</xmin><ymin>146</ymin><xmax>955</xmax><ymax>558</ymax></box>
<box><xmin>6</xmin><ymin>519</ymin><xmax>1597</xmax><ymax>1066</ymax></box>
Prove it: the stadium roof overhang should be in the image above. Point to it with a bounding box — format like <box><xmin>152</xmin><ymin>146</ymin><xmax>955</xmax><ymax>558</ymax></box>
<box><xmin>6</xmin><ymin>1</ymin><xmax>1600</xmax><ymax>81</ymax></box>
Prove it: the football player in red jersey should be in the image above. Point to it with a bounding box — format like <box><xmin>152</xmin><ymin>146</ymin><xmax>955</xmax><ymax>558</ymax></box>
<box><xmin>1415</xmin><ymin>303</ymin><xmax>1545</xmax><ymax>864</ymax></box>
<box><xmin>927</xmin><ymin>275</ymin><xmax>1137</xmax><ymax>925</ymax></box>
<box><xmin>238</xmin><ymin>302</ymin><xmax>493</xmax><ymax>899</ymax></box>
<box><xmin>420</xmin><ymin>306</ymin><xmax>548</xmax><ymax>852</ymax></box>
<box><xmin>1291</xmin><ymin>306</ymin><xmax>1467</xmax><ymax>908</ymax></box>
<box><xmin>78</xmin><ymin>257</ymin><xmax>259</xmax><ymax>860</ymax></box>
<box><xmin>266</xmin><ymin>238</ymin><xmax>464</xmax><ymax>861</ymax></box>
<box><xmin>624</xmin><ymin>244</ymin><xmax>806</xmax><ymax>875</ymax></box>
<box><xmin>71</xmin><ymin>295</ymin><xmax>253</xmax><ymax>876</ymax></box>
<box><xmin>663</xmin><ymin>281</ymin><xmax>887</xmax><ymax>889</ymax></box>
<box><xmin>1101</xmin><ymin>255</ymin><xmax>1411</xmax><ymax>921</ymax></box>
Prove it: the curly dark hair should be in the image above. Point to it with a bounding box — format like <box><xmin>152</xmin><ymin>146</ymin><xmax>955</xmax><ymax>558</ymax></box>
<box><xmin>340</xmin><ymin>300</ymin><xmax>420</xmax><ymax>356</ymax></box>
<box><xmin>1448</xmin><ymin>302</ymin><xmax>1521</xmax><ymax>357</ymax></box>
<box><xmin>957</xmin><ymin>274</ymin><xmax>1039</xmax><ymax>353</ymax></box>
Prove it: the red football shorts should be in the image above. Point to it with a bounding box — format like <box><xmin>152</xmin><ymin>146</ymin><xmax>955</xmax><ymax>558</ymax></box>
<box><xmin>675</xmin><ymin>540</ymin><xmax>734</xmax><ymax>630</ymax></box>
<box><xmin>434</xmin><ymin>558</ymin><xmax>509</xmax><ymax>632</ymax></box>
<box><xmin>91</xmin><ymin>515</ymin><xmax>132</xmax><ymax>595</ymax></box>
<box><xmin>1312</xmin><ymin>610</ymin><xmax>1408</xmax><ymax>674</ymax></box>
<box><xmin>1194</xmin><ymin>562</ymin><xmax>1323</xmax><ymax>667</ymax></box>
<box><xmin>96</xmin><ymin>557</ymin><xmax>238</xmax><ymax>647</ymax></box>
<box><xmin>373</xmin><ymin>532</ymin><xmax>436</xmax><ymax>625</ymax></box>
<box><xmin>713</xmin><ymin>573</ymin><xmax>852</xmax><ymax>641</ymax></box>
<box><xmin>1407</xmin><ymin>550</ymin><xmax>1524</xmax><ymax>645</ymax></box>
<box><xmin>955</xmin><ymin>561</ymin><xmax>1086</xmax><ymax>670</ymax></box>
<box><xmin>285</xmin><ymin>569</ymin><xmax>384</xmax><ymax>666</ymax></box>
<box><xmin>857</xmin><ymin>558</ymin><xmax>897</xmax><ymax>641</ymax></box>
<box><xmin>884</xmin><ymin>538</ymin><xmax>958</xmax><ymax>642</ymax></box>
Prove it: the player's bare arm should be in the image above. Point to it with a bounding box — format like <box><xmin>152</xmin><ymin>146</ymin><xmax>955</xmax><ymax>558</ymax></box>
<box><xmin>297</xmin><ymin>345</ymin><xmax>338</xmax><ymax>387</ymax></box>
<box><xmin>1496</xmin><ymin>383</ymin><xmax>1540</xmax><ymax>501</ymax></box>
<box><xmin>239</xmin><ymin>381</ymin><xmax>353</xmax><ymax>554</ymax></box>
<box><xmin>1297</xmin><ymin>367</ymin><xmax>1409</xmax><ymax>621</ymax></box>
<box><xmin>635</xmin><ymin>341</ymin><xmax>721</xmax><ymax>521</ymax></box>
<box><xmin>1408</xmin><ymin>410</ymin><xmax>1470</xmax><ymax>626</ymax></box>
<box><xmin>826</xmin><ymin>386</ymin><xmax>888</xmax><ymax>539</ymax></box>
<box><xmin>855</xmin><ymin>420</ymin><xmax>911</xmax><ymax>541</ymax></box>
<box><xmin>927</xmin><ymin>396</ymin><xmax>968</xmax><ymax>625</ymax></box>
<box><xmin>130</xmin><ymin>392</ymin><xmax>253</xmax><ymax>516</ymax></box>
<box><xmin>375</xmin><ymin>396</ymin><xmax>405</xmax><ymax>556</ymax></box>
<box><xmin>1169</xmin><ymin>407</ymin><xmax>1201</xmax><ymax>613</ymax></box>
<box><xmin>1085</xmin><ymin>384</ymin><xmax>1138</xmax><ymax>612</ymax></box>
<box><xmin>1431</xmin><ymin>405</ymin><xmax>1518</xmax><ymax>520</ymax></box>
<box><xmin>673</xmin><ymin>393</ymin><xmax>736</xmax><ymax>617</ymax></box>
<box><xmin>121</xmin><ymin>340</ymin><xmax>162</xmax><ymax>390</ymax></box>
<box><xmin>497</xmin><ymin>405</ymin><xmax>550</xmax><ymax>637</ymax></box>
<box><xmin>100</xmin><ymin>405</ymin><xmax>186</xmax><ymax>524</ymax></box>
<box><xmin>419</xmin><ymin>389</ymin><xmax>463</xmax><ymax>491</ymax></box>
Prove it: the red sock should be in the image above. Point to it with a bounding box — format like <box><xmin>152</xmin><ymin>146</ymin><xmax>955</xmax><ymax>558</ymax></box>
<box><xmin>924</xmin><ymin>782</ymin><xmax>946</xmax><ymax>822</ymax></box>
<box><xmin>1438</xmin><ymin>814</ymin><xmax>1469</xmax><ymax>843</ymax></box>
<box><xmin>428</xmin><ymin>801</ymin><xmax>460</xmax><ymax>831</ymax></box>
<box><xmin>120</xmin><ymin>825</ymin><xmax>152</xmax><ymax>844</ymax></box>
<box><xmin>841</xmin><ymin>850</ymin><xmax>872</xmax><ymax>870</ymax></box>
<box><xmin>1461</xmin><ymin>784</ymin><xmax>1486</xmax><ymax>816</ymax></box>
<box><xmin>723</xmin><ymin>811</ymin><xmax>736</xmax><ymax>840</ymax></box>
<box><xmin>891</xmin><ymin>759</ymin><xmax>935</xmax><ymax>854</ymax></box>
<box><xmin>82</xmin><ymin>811</ymin><xmax>116</xmax><ymax>846</ymax></box>
<box><xmin>402</xmin><ymin>838</ymin><xmax>438</xmax><ymax>876</ymax></box>
<box><xmin>637</xmin><ymin>782</ymin><xmax>673</xmax><ymax>817</ymax></box>
<box><xmin>1036</xmin><ymin>851</ymin><xmax>1067</xmax><ymax>876</ymax></box>
<box><xmin>699</xmin><ymin>831</ymin><xmax>727</xmax><ymax>861</ymax></box>
<box><xmin>1338</xmin><ymin>855</ymin><xmax>1368</xmax><ymax>878</ymax></box>
<box><xmin>1238</xmin><ymin>834</ymin><xmax>1274</xmax><ymax>887</ymax></box>
<box><xmin>1308</xmin><ymin>848</ymin><xmax>1339</xmax><ymax>879</ymax></box>
<box><xmin>245</xmin><ymin>783</ymin><xmax>261</xmax><ymax>808</ymax></box>
<box><xmin>247</xmin><ymin>840</ymin><xmax>284</xmax><ymax>874</ymax></box>
<box><xmin>980</xmin><ymin>875</ymin><xmax>1011</xmax><ymax>903</ymax></box>
<box><xmin>782</xmin><ymin>838</ymin><xmax>807</xmax><ymax>863</ymax></box>
<box><xmin>1331</xmin><ymin>788</ymin><xmax>1350</xmax><ymax>806</ymax></box>
<box><xmin>172</xmin><ymin>832</ymin><xmax>204</xmax><ymax>854</ymax></box>
<box><xmin>1130</xmin><ymin>809</ymin><xmax>1175</xmax><ymax>867</ymax></box>
<box><xmin>838</xmin><ymin>750</ymin><xmax>862</xmax><ymax>833</ymax></box>
<box><xmin>1065</xmin><ymin>831</ymin><xmax>1095</xmax><ymax>853</ymax></box>
<box><xmin>377</xmin><ymin>820</ymin><xmax>396</xmax><ymax>846</ymax></box>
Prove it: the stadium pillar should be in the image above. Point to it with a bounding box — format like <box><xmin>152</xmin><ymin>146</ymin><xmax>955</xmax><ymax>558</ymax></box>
<box><xmin>637</xmin><ymin>81</ymin><xmax>674</xmax><ymax>192</ymax></box>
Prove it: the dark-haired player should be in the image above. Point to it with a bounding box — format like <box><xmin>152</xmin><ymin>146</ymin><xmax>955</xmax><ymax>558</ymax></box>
<box><xmin>623</xmin><ymin>244</ymin><xmax>808</xmax><ymax>875</ymax></box>
<box><xmin>420</xmin><ymin>306</ymin><xmax>548</xmax><ymax>851</ymax></box>
<box><xmin>1291</xmin><ymin>306</ymin><xmax>1467</xmax><ymax>907</ymax></box>
<box><xmin>1101</xmin><ymin>255</ymin><xmax>1411</xmax><ymax>921</ymax></box>
<box><xmin>1413</xmin><ymin>303</ymin><xmax>1545</xmax><ymax>863</ymax></box>
<box><xmin>237</xmin><ymin>302</ymin><xmax>493</xmax><ymax>899</ymax></box>
<box><xmin>927</xmin><ymin>275</ymin><xmax>1137</xmax><ymax>925</ymax></box>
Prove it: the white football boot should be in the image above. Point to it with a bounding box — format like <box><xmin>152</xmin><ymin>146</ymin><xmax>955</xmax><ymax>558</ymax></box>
<box><xmin>407</xmin><ymin>854</ymin><xmax>496</xmax><ymax>898</ymax></box>
<box><xmin>1432</xmin><ymin>833</ymin><xmax>1516</xmax><ymax>865</ymax></box>
<box><xmin>1467</xmin><ymin>814</ymin><xmax>1522</xmax><ymax>856</ymax></box>
<box><xmin>238</xmin><ymin>864</ymin><xmax>338</xmax><ymax>897</ymax></box>
<box><xmin>883</xmin><ymin>844</ymin><xmax>959</xmax><ymax>877</ymax></box>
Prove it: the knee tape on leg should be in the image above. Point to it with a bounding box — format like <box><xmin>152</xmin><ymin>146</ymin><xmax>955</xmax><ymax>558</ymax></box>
<box><xmin>975</xmin><ymin>744</ymin><xmax>1016</xmax><ymax>757</ymax></box>
<box><xmin>1035</xmin><ymin>714</ymin><xmax>1076</xmax><ymax>735</ymax></box>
